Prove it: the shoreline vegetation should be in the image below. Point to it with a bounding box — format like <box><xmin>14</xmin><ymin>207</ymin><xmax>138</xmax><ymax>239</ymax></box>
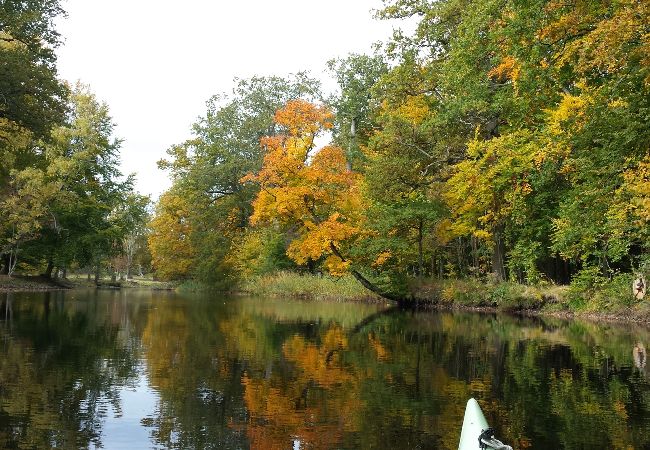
<box><xmin>4</xmin><ymin>272</ymin><xmax>650</xmax><ymax>323</ymax></box>
<box><xmin>232</xmin><ymin>272</ymin><xmax>650</xmax><ymax>323</ymax></box>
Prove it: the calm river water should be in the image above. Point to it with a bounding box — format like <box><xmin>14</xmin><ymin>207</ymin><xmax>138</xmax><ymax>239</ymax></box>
<box><xmin>1</xmin><ymin>289</ymin><xmax>650</xmax><ymax>449</ymax></box>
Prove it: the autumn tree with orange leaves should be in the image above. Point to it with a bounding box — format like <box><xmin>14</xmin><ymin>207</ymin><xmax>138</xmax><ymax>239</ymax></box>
<box><xmin>243</xmin><ymin>100</ymin><xmax>404</xmax><ymax>301</ymax></box>
<box><xmin>243</xmin><ymin>100</ymin><xmax>362</xmax><ymax>274</ymax></box>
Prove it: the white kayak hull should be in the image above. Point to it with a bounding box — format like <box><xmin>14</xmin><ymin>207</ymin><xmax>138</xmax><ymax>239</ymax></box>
<box><xmin>458</xmin><ymin>398</ymin><xmax>490</xmax><ymax>450</ymax></box>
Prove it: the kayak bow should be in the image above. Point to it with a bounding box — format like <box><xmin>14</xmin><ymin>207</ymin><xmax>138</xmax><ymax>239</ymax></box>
<box><xmin>458</xmin><ymin>398</ymin><xmax>512</xmax><ymax>450</ymax></box>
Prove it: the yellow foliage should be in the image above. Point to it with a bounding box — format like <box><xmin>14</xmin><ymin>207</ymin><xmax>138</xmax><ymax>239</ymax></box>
<box><xmin>445</xmin><ymin>131</ymin><xmax>542</xmax><ymax>242</ymax></box>
<box><xmin>394</xmin><ymin>95</ymin><xmax>430</xmax><ymax>126</ymax></box>
<box><xmin>148</xmin><ymin>191</ymin><xmax>195</xmax><ymax>280</ymax></box>
<box><xmin>244</xmin><ymin>101</ymin><xmax>365</xmax><ymax>275</ymax></box>
<box><xmin>541</xmin><ymin>0</ymin><xmax>650</xmax><ymax>83</ymax></box>
<box><xmin>372</xmin><ymin>251</ymin><xmax>392</xmax><ymax>267</ymax></box>
<box><xmin>487</xmin><ymin>56</ymin><xmax>521</xmax><ymax>83</ymax></box>
<box><xmin>546</xmin><ymin>87</ymin><xmax>591</xmax><ymax>136</ymax></box>
<box><xmin>623</xmin><ymin>156</ymin><xmax>650</xmax><ymax>224</ymax></box>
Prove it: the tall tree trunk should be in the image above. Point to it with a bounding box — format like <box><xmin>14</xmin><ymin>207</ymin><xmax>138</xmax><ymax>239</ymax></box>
<box><xmin>44</xmin><ymin>259</ymin><xmax>54</xmax><ymax>279</ymax></box>
<box><xmin>491</xmin><ymin>225</ymin><xmax>506</xmax><ymax>281</ymax></box>
<box><xmin>456</xmin><ymin>238</ymin><xmax>464</xmax><ymax>276</ymax></box>
<box><xmin>431</xmin><ymin>254</ymin><xmax>436</xmax><ymax>280</ymax></box>
<box><xmin>94</xmin><ymin>264</ymin><xmax>100</xmax><ymax>284</ymax></box>
<box><xmin>471</xmin><ymin>235</ymin><xmax>479</xmax><ymax>276</ymax></box>
<box><xmin>417</xmin><ymin>218</ymin><xmax>424</xmax><ymax>286</ymax></box>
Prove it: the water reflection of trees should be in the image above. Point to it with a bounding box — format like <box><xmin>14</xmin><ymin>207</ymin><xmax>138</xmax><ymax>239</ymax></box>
<box><xmin>139</xmin><ymin>297</ymin><xmax>650</xmax><ymax>450</ymax></box>
<box><xmin>0</xmin><ymin>291</ymin><xmax>141</xmax><ymax>449</ymax></box>
<box><xmin>4</xmin><ymin>292</ymin><xmax>649</xmax><ymax>449</ymax></box>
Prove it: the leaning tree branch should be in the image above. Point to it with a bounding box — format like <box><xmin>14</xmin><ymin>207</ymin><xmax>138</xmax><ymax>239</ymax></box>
<box><xmin>328</xmin><ymin>241</ymin><xmax>407</xmax><ymax>303</ymax></box>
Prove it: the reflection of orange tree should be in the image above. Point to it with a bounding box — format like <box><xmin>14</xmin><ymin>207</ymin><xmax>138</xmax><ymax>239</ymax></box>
<box><xmin>241</xmin><ymin>325</ymin><xmax>362</xmax><ymax>450</ymax></box>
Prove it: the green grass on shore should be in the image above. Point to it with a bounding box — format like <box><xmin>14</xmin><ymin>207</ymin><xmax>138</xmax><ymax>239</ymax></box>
<box><xmin>241</xmin><ymin>271</ymin><xmax>379</xmax><ymax>302</ymax></box>
<box><xmin>237</xmin><ymin>271</ymin><xmax>650</xmax><ymax>320</ymax></box>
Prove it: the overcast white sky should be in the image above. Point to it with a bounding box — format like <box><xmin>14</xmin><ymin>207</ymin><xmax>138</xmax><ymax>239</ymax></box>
<box><xmin>55</xmin><ymin>0</ymin><xmax>399</xmax><ymax>199</ymax></box>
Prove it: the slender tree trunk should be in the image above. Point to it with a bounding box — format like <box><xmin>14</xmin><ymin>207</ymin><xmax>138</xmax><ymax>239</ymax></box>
<box><xmin>563</xmin><ymin>258</ymin><xmax>571</xmax><ymax>284</ymax></box>
<box><xmin>456</xmin><ymin>238</ymin><xmax>464</xmax><ymax>276</ymax></box>
<box><xmin>94</xmin><ymin>264</ymin><xmax>100</xmax><ymax>284</ymax></box>
<box><xmin>7</xmin><ymin>249</ymin><xmax>17</xmax><ymax>277</ymax></box>
<box><xmin>61</xmin><ymin>267</ymin><xmax>67</xmax><ymax>279</ymax></box>
<box><xmin>471</xmin><ymin>235</ymin><xmax>479</xmax><ymax>276</ymax></box>
<box><xmin>431</xmin><ymin>254</ymin><xmax>435</xmax><ymax>279</ymax></box>
<box><xmin>491</xmin><ymin>225</ymin><xmax>506</xmax><ymax>281</ymax></box>
<box><xmin>417</xmin><ymin>219</ymin><xmax>424</xmax><ymax>286</ymax></box>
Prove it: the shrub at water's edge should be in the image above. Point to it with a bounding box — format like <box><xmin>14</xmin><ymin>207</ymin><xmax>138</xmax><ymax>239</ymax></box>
<box><xmin>412</xmin><ymin>275</ymin><xmax>650</xmax><ymax>319</ymax></box>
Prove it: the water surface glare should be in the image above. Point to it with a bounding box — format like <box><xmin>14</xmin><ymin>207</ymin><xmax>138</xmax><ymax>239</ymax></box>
<box><xmin>1</xmin><ymin>289</ymin><xmax>650</xmax><ymax>449</ymax></box>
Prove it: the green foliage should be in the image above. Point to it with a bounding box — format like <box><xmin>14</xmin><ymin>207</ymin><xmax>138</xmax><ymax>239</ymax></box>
<box><xmin>1</xmin><ymin>82</ymin><xmax>147</xmax><ymax>277</ymax></box>
<box><xmin>0</xmin><ymin>0</ymin><xmax>68</xmax><ymax>141</ymax></box>
<box><xmin>566</xmin><ymin>268</ymin><xmax>634</xmax><ymax>312</ymax></box>
<box><xmin>327</xmin><ymin>53</ymin><xmax>388</xmax><ymax>166</ymax></box>
<box><xmin>230</xmin><ymin>227</ymin><xmax>295</xmax><ymax>279</ymax></box>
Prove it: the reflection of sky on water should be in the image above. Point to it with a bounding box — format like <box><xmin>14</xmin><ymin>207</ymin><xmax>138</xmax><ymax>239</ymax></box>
<box><xmin>97</xmin><ymin>365</ymin><xmax>158</xmax><ymax>450</ymax></box>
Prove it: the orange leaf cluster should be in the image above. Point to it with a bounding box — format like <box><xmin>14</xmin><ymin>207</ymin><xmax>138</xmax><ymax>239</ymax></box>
<box><xmin>243</xmin><ymin>100</ymin><xmax>364</xmax><ymax>274</ymax></box>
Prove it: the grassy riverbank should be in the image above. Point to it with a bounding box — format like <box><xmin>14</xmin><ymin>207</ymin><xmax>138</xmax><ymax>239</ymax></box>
<box><xmin>237</xmin><ymin>272</ymin><xmax>650</xmax><ymax>321</ymax></box>
<box><xmin>240</xmin><ymin>272</ymin><xmax>382</xmax><ymax>302</ymax></box>
<box><xmin>423</xmin><ymin>273</ymin><xmax>650</xmax><ymax>320</ymax></box>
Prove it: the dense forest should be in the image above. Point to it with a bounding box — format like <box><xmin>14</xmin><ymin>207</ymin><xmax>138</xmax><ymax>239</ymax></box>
<box><xmin>149</xmin><ymin>0</ymin><xmax>649</xmax><ymax>302</ymax></box>
<box><xmin>1</xmin><ymin>0</ymin><xmax>648</xmax><ymax>304</ymax></box>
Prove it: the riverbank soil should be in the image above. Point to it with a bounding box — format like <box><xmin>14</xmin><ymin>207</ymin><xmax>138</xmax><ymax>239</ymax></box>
<box><xmin>0</xmin><ymin>275</ymin><xmax>73</xmax><ymax>292</ymax></box>
<box><xmin>0</xmin><ymin>274</ymin><xmax>175</xmax><ymax>292</ymax></box>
